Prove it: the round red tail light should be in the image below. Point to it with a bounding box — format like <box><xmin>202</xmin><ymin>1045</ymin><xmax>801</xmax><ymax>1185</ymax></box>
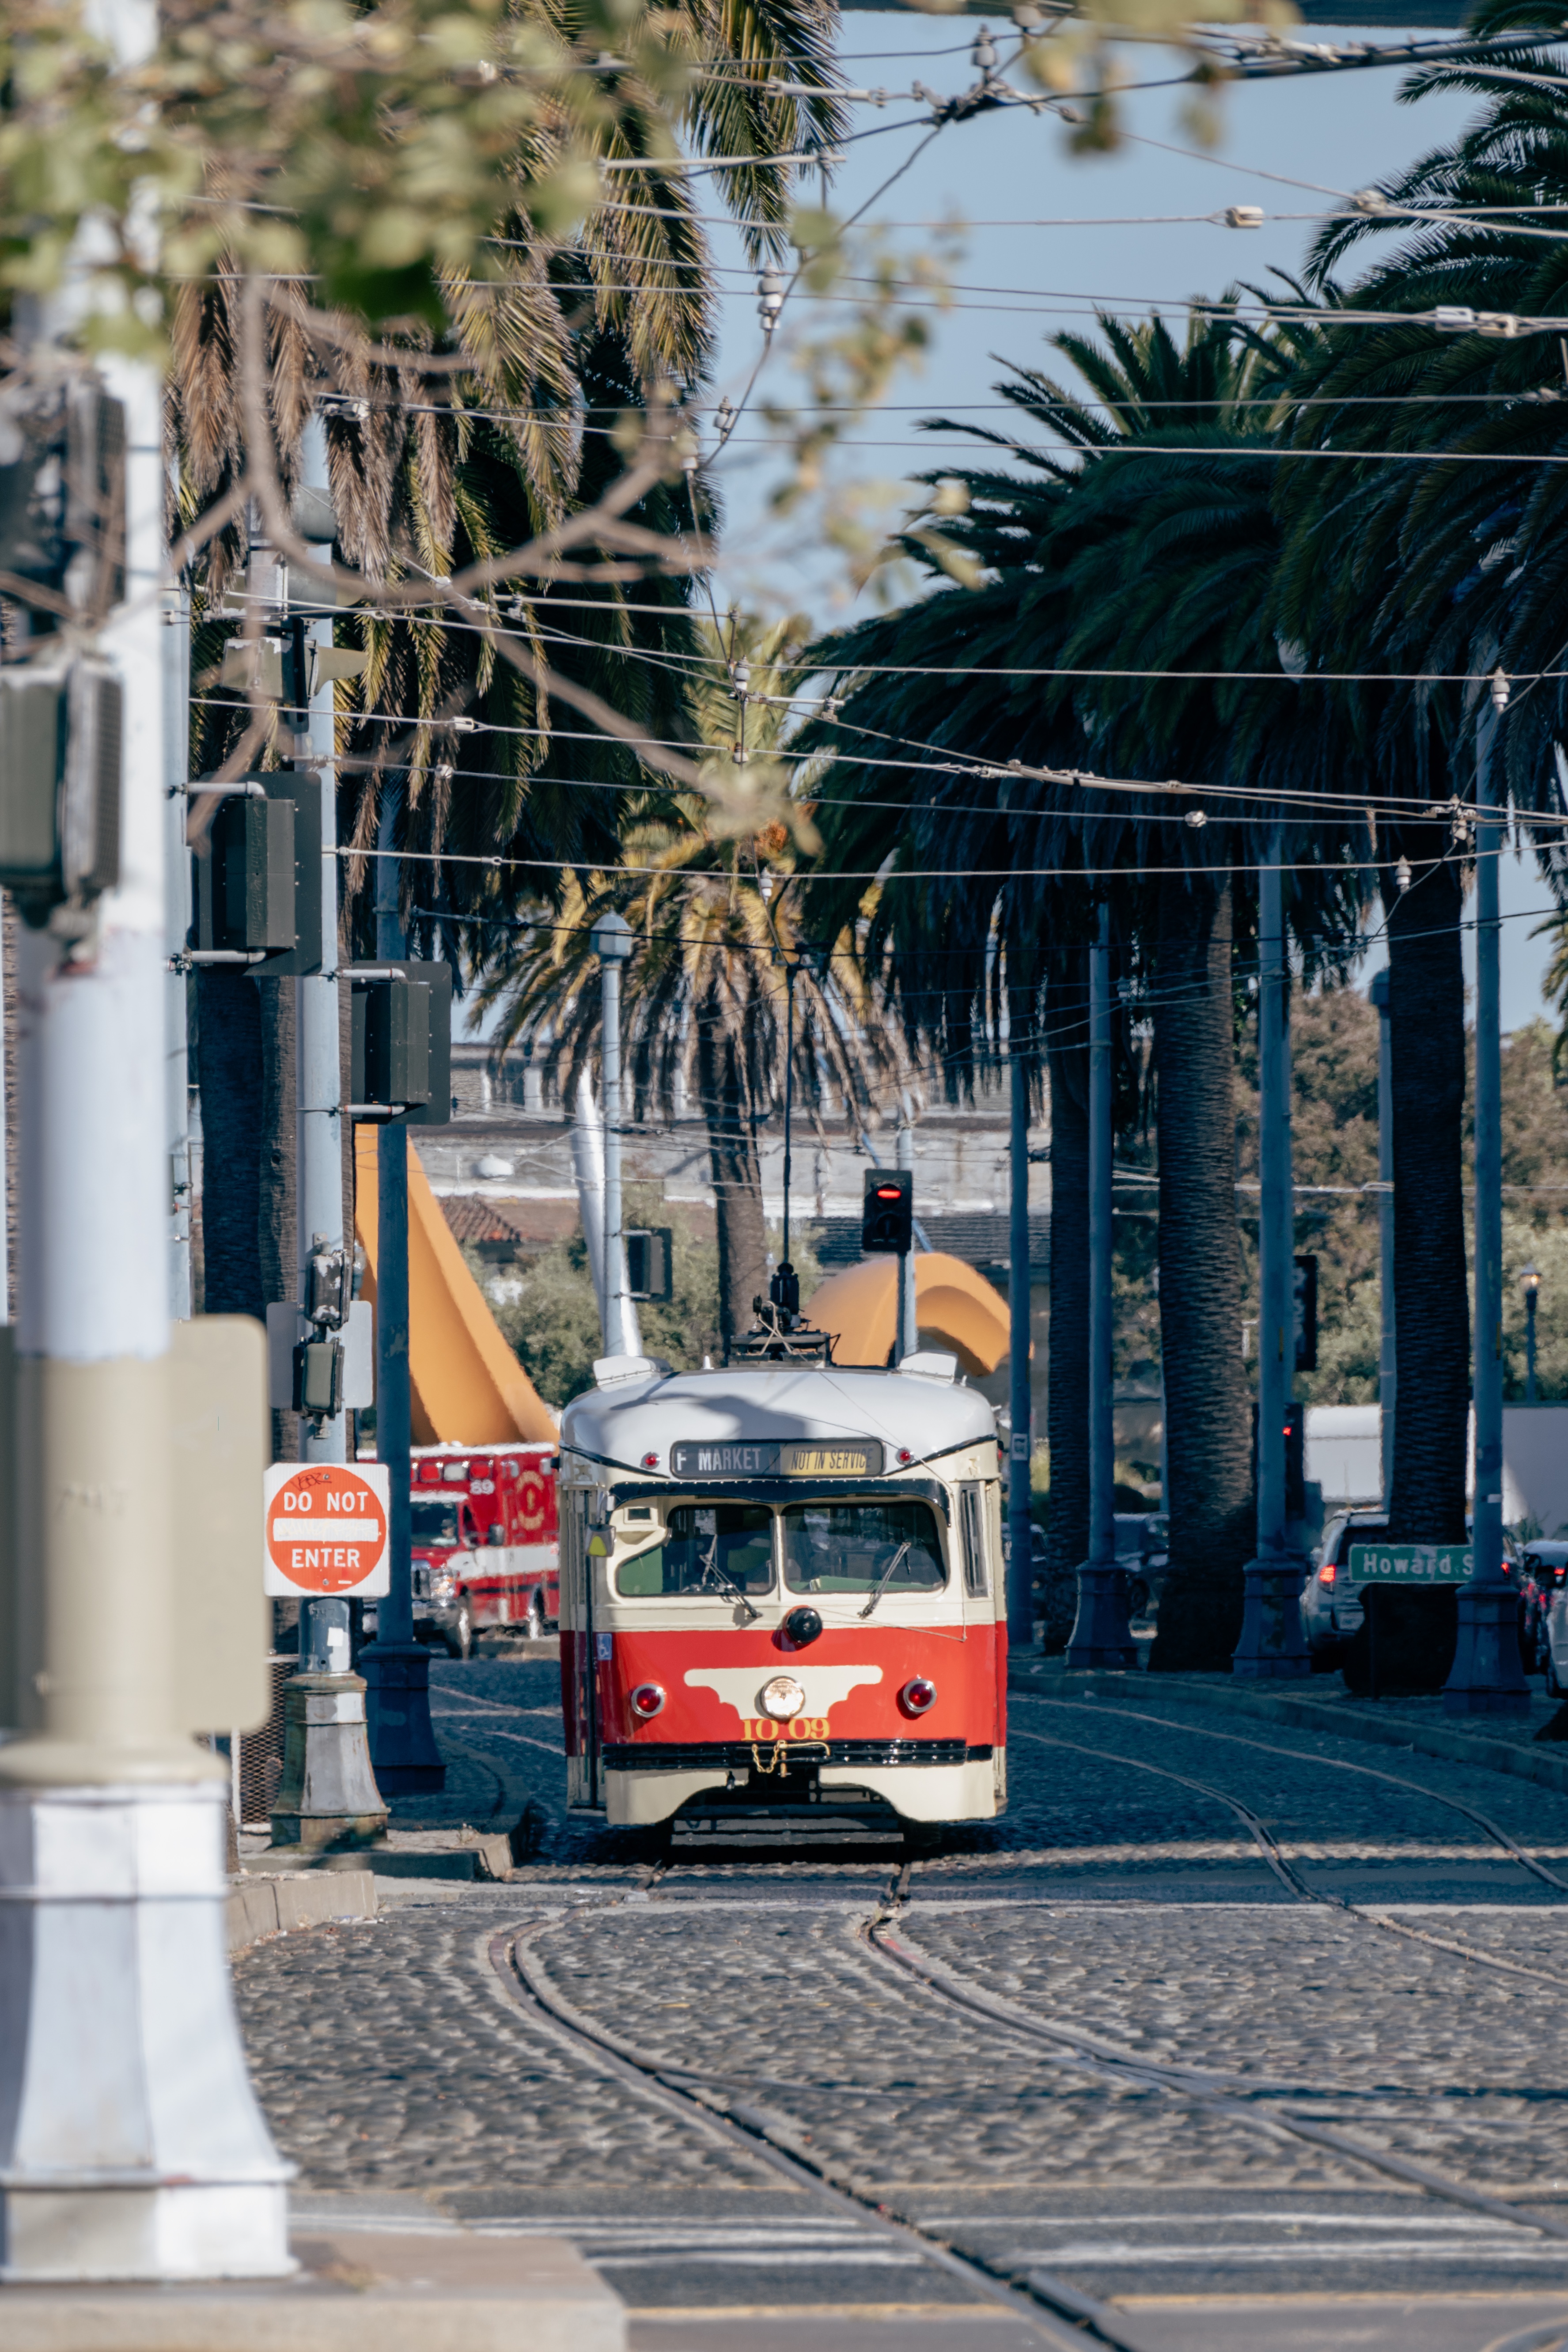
<box><xmin>899</xmin><ymin>1676</ymin><xmax>937</xmax><ymax>1717</ymax></box>
<box><xmin>629</xmin><ymin>1682</ymin><xmax>666</xmax><ymax>1719</ymax></box>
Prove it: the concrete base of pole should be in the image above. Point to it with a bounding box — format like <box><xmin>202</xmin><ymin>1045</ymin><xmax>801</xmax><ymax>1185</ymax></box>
<box><xmin>1231</xmin><ymin>1555</ymin><xmax>1311</xmax><ymax>1679</ymax></box>
<box><xmin>360</xmin><ymin>1644</ymin><xmax>446</xmax><ymax>1794</ymax></box>
<box><xmin>0</xmin><ymin>2223</ymin><xmax>625</xmax><ymax>2349</ymax></box>
<box><xmin>1443</xmin><ymin>1585</ymin><xmax>1530</xmax><ymax>1717</ymax></box>
<box><xmin>0</xmin><ymin>1781</ymin><xmax>292</xmax><ymax>2283</ymax></box>
<box><xmin>1064</xmin><ymin>1564</ymin><xmax>1137</xmax><ymax>1671</ymax></box>
<box><xmin>268</xmin><ymin>1675</ymin><xmax>388</xmax><ymax>1848</ymax></box>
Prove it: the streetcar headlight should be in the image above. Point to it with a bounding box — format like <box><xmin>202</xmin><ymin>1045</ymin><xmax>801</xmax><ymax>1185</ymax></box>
<box><xmin>630</xmin><ymin>1682</ymin><xmax>666</xmax><ymax>1719</ymax></box>
<box><xmin>760</xmin><ymin>1674</ymin><xmax>806</xmax><ymax>1721</ymax></box>
<box><xmin>429</xmin><ymin>1569</ymin><xmax>456</xmax><ymax>1605</ymax></box>
<box><xmin>899</xmin><ymin>1675</ymin><xmax>937</xmax><ymax>1717</ymax></box>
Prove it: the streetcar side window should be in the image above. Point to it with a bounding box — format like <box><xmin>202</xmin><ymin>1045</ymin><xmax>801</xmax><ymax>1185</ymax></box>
<box><xmin>780</xmin><ymin>1500</ymin><xmax>944</xmax><ymax>1595</ymax></box>
<box><xmin>615</xmin><ymin>1504</ymin><xmax>775</xmax><ymax>1598</ymax></box>
<box><xmin>958</xmin><ymin>1484</ymin><xmax>988</xmax><ymax>1597</ymax></box>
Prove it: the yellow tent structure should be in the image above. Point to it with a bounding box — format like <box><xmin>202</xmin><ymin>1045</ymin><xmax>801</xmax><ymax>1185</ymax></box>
<box><xmin>805</xmin><ymin>1252</ymin><xmax>1012</xmax><ymax>1375</ymax></box>
<box><xmin>354</xmin><ymin>1127</ymin><xmax>557</xmax><ymax>1445</ymax></box>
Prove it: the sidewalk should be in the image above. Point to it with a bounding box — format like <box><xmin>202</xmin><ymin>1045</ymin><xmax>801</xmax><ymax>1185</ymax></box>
<box><xmin>1011</xmin><ymin>1653</ymin><xmax>1568</xmax><ymax>1797</ymax></box>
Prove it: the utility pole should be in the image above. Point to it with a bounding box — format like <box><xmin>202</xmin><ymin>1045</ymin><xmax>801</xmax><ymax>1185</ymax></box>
<box><xmin>1370</xmin><ymin>967</ymin><xmax>1396</xmax><ymax>1507</ymax></box>
<box><xmin>360</xmin><ymin>793</ymin><xmax>445</xmax><ymax>1789</ymax></box>
<box><xmin>591</xmin><ymin>911</ymin><xmax>635</xmax><ymax>1357</ymax></box>
<box><xmin>1007</xmin><ymin>1015</ymin><xmax>1035</xmax><ymax>1653</ymax></box>
<box><xmin>0</xmin><ymin>0</ymin><xmax>288</xmax><ymax>2265</ymax></box>
<box><xmin>1067</xmin><ymin>907</ymin><xmax>1135</xmax><ymax>1669</ymax></box>
<box><xmin>1234</xmin><ymin>829</ymin><xmax>1310</xmax><ymax>1678</ymax></box>
<box><xmin>1446</xmin><ymin>677</ymin><xmax>1529</xmax><ymax>1716</ymax></box>
<box><xmin>268</xmin><ymin>419</ymin><xmax>386</xmax><ymax>1842</ymax></box>
<box><xmin>896</xmin><ymin>1118</ymin><xmax>917</xmax><ymax>1361</ymax></box>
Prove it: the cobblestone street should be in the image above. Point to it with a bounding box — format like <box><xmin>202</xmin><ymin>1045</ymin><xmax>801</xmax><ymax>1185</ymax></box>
<box><xmin>227</xmin><ymin>1659</ymin><xmax>1568</xmax><ymax>2348</ymax></box>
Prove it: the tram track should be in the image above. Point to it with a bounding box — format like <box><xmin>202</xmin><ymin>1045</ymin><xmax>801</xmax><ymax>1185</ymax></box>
<box><xmin>1010</xmin><ymin>1692</ymin><xmax>1568</xmax><ymax>1985</ymax></box>
<box><xmin>484</xmin><ymin>1913</ymin><xmax>1151</xmax><ymax>2352</ymax></box>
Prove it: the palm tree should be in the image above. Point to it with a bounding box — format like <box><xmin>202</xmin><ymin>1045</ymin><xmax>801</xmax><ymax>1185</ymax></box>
<box><xmin>468</xmin><ymin>614</ymin><xmax>913</xmax><ymax>1351</ymax></box>
<box><xmin>179</xmin><ymin>0</ymin><xmax>850</xmax><ymax>1319</ymax></box>
<box><xmin>1269</xmin><ymin>31</ymin><xmax>1568</xmax><ymax>1575</ymax></box>
<box><xmin>803</xmin><ymin>307</ymin><xmax>1367</xmax><ymax>1666</ymax></box>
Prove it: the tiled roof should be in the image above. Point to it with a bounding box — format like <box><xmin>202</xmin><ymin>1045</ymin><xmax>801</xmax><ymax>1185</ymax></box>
<box><xmin>440</xmin><ymin>1197</ymin><xmax>533</xmax><ymax>1245</ymax></box>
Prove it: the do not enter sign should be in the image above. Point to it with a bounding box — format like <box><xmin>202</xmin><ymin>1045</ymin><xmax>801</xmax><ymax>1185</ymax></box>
<box><xmin>263</xmin><ymin>1462</ymin><xmax>391</xmax><ymax>1597</ymax></box>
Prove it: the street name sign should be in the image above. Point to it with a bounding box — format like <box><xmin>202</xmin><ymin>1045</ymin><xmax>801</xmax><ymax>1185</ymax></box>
<box><xmin>263</xmin><ymin>1461</ymin><xmax>390</xmax><ymax>1597</ymax></box>
<box><xmin>1347</xmin><ymin>1543</ymin><xmax>1472</xmax><ymax>1585</ymax></box>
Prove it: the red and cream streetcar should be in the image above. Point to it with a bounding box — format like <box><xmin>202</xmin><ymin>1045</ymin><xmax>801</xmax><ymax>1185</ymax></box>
<box><xmin>557</xmin><ymin>1351</ymin><xmax>1007</xmax><ymax>1830</ymax></box>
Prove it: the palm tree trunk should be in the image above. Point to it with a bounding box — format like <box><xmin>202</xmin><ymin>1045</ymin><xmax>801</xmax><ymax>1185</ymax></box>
<box><xmin>1044</xmin><ymin>958</ymin><xmax>1090</xmax><ymax>1653</ymax></box>
<box><xmin>1338</xmin><ymin>844</ymin><xmax>1468</xmax><ymax>1694</ymax></box>
<box><xmin>1149</xmin><ymin>875</ymin><xmax>1254</xmax><ymax>1671</ymax></box>
<box><xmin>697</xmin><ymin>1012</ymin><xmax>766</xmax><ymax>1355</ymax></box>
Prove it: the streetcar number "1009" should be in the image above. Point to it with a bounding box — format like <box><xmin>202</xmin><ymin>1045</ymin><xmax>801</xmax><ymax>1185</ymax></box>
<box><xmin>744</xmin><ymin>1716</ymin><xmax>831</xmax><ymax>1742</ymax></box>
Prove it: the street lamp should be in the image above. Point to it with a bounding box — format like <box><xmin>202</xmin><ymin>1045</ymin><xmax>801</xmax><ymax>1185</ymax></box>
<box><xmin>1521</xmin><ymin>1261</ymin><xmax>1542</xmax><ymax>1404</ymax></box>
<box><xmin>591</xmin><ymin>911</ymin><xmax>635</xmax><ymax>1358</ymax></box>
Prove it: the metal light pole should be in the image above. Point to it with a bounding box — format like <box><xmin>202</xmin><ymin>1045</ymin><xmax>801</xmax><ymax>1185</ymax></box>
<box><xmin>896</xmin><ymin>1118</ymin><xmax>917</xmax><ymax>1361</ymax></box>
<box><xmin>592</xmin><ymin>911</ymin><xmax>635</xmax><ymax>1358</ymax></box>
<box><xmin>1370</xmin><ymin>967</ymin><xmax>1396</xmax><ymax>1507</ymax></box>
<box><xmin>1007</xmin><ymin>1014</ymin><xmax>1036</xmax><ymax>1652</ymax></box>
<box><xmin>1446</xmin><ymin>674</ymin><xmax>1529</xmax><ymax>1716</ymax></box>
<box><xmin>1235</xmin><ymin>828</ymin><xmax>1310</xmax><ymax>1677</ymax></box>
<box><xmin>1067</xmin><ymin>906</ymin><xmax>1135</xmax><ymax>1669</ymax></box>
<box><xmin>360</xmin><ymin>793</ymin><xmax>445</xmax><ymax>1789</ymax></box>
<box><xmin>0</xmin><ymin>16</ymin><xmax>288</xmax><ymax>2269</ymax></box>
<box><xmin>1522</xmin><ymin>1263</ymin><xmax>1541</xmax><ymax>1404</ymax></box>
<box><xmin>269</xmin><ymin>419</ymin><xmax>386</xmax><ymax>1841</ymax></box>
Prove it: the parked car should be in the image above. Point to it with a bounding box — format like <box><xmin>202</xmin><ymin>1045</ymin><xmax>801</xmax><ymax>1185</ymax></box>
<box><xmin>1302</xmin><ymin>1509</ymin><xmax>1385</xmax><ymax>1669</ymax></box>
<box><xmin>1118</xmin><ymin>1513</ymin><xmax>1168</xmax><ymax>1619</ymax></box>
<box><xmin>1306</xmin><ymin>1512</ymin><xmax>1528</xmax><ymax>1674</ymax></box>
<box><xmin>1523</xmin><ymin>1541</ymin><xmax>1568</xmax><ymax>1686</ymax></box>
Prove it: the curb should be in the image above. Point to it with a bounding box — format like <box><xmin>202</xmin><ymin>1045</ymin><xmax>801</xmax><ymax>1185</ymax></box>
<box><xmin>227</xmin><ymin>1868</ymin><xmax>378</xmax><ymax>1951</ymax></box>
<box><xmin>1009</xmin><ymin>1666</ymin><xmax>1568</xmax><ymax>1798</ymax></box>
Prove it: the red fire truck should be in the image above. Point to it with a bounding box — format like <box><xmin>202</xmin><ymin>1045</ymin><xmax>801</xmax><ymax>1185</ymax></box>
<box><xmin>406</xmin><ymin>1443</ymin><xmax>560</xmax><ymax>1658</ymax></box>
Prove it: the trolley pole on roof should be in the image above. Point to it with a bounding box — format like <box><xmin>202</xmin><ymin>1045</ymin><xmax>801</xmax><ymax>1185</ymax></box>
<box><xmin>1067</xmin><ymin>907</ymin><xmax>1135</xmax><ymax>1669</ymax></box>
<box><xmin>1234</xmin><ymin>828</ymin><xmax>1310</xmax><ymax>1678</ymax></box>
<box><xmin>1007</xmin><ymin>1011</ymin><xmax>1035</xmax><ymax>1651</ymax></box>
<box><xmin>1446</xmin><ymin>677</ymin><xmax>1529</xmax><ymax>1716</ymax></box>
<box><xmin>896</xmin><ymin>1119</ymin><xmax>917</xmax><ymax>1361</ymax></box>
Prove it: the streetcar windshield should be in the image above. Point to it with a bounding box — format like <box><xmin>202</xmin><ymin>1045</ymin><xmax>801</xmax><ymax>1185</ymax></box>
<box><xmin>410</xmin><ymin>1500</ymin><xmax>459</xmax><ymax>1549</ymax></box>
<box><xmin>616</xmin><ymin>1504</ymin><xmax>774</xmax><ymax>1598</ymax></box>
<box><xmin>781</xmin><ymin>1499</ymin><xmax>944</xmax><ymax>1595</ymax></box>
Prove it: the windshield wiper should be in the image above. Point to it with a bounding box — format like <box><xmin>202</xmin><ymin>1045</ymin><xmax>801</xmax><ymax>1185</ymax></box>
<box><xmin>701</xmin><ymin>1537</ymin><xmax>760</xmax><ymax>1621</ymax></box>
<box><xmin>858</xmin><ymin>1541</ymin><xmax>912</xmax><ymax>1621</ymax></box>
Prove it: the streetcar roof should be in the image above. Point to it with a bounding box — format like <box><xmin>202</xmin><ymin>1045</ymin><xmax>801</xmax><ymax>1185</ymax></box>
<box><xmin>561</xmin><ymin>1360</ymin><xmax>997</xmax><ymax>1470</ymax></box>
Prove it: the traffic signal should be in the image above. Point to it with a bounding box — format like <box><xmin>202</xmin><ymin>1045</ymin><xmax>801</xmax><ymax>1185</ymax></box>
<box><xmin>862</xmin><ymin>1168</ymin><xmax>913</xmax><ymax>1256</ymax></box>
<box><xmin>191</xmin><ymin>771</ymin><xmax>322</xmax><ymax>974</ymax></box>
<box><xmin>348</xmin><ymin>959</ymin><xmax>452</xmax><ymax>1126</ymax></box>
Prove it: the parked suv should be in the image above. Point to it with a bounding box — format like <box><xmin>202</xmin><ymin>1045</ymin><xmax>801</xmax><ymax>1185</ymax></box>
<box><xmin>1301</xmin><ymin>1510</ymin><xmax>1386</xmax><ymax>1669</ymax></box>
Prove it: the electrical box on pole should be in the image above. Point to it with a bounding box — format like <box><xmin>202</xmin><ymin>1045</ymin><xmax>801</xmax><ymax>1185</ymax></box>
<box><xmin>189</xmin><ymin>771</ymin><xmax>322</xmax><ymax>973</ymax></box>
<box><xmin>862</xmin><ymin>1168</ymin><xmax>913</xmax><ymax>1256</ymax></box>
<box><xmin>347</xmin><ymin>959</ymin><xmax>452</xmax><ymax>1125</ymax></box>
<box><xmin>0</xmin><ymin>655</ymin><xmax>122</xmax><ymax>923</ymax></box>
<box><xmin>627</xmin><ymin>1227</ymin><xmax>674</xmax><ymax>1301</ymax></box>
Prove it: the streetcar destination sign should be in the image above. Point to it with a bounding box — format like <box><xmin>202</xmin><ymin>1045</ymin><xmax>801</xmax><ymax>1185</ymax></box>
<box><xmin>669</xmin><ymin>1439</ymin><xmax>885</xmax><ymax>1478</ymax></box>
<box><xmin>1347</xmin><ymin>1543</ymin><xmax>1473</xmax><ymax>1585</ymax></box>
